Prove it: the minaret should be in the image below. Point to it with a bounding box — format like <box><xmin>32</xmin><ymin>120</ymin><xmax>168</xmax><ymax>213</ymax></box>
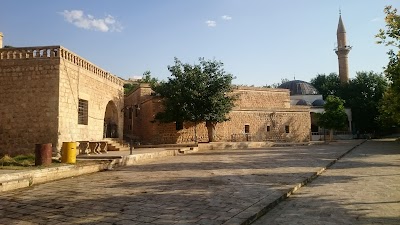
<box><xmin>335</xmin><ymin>12</ymin><xmax>351</xmax><ymax>84</ymax></box>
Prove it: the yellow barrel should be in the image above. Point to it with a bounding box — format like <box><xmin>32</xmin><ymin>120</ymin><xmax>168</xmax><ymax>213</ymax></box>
<box><xmin>61</xmin><ymin>142</ymin><xmax>77</xmax><ymax>164</ymax></box>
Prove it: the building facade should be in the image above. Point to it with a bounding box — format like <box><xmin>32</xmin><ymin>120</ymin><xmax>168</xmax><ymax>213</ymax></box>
<box><xmin>0</xmin><ymin>42</ymin><xmax>124</xmax><ymax>156</ymax></box>
<box><xmin>124</xmin><ymin>85</ymin><xmax>311</xmax><ymax>144</ymax></box>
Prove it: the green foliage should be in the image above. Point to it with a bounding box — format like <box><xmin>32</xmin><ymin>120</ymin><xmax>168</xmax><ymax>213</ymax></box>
<box><xmin>123</xmin><ymin>71</ymin><xmax>159</xmax><ymax>94</ymax></box>
<box><xmin>123</xmin><ymin>83</ymin><xmax>138</xmax><ymax>94</ymax></box>
<box><xmin>310</xmin><ymin>73</ymin><xmax>341</xmax><ymax>99</ymax></box>
<box><xmin>318</xmin><ymin>96</ymin><xmax>348</xmax><ymax>131</ymax></box>
<box><xmin>376</xmin><ymin>5</ymin><xmax>400</xmax><ymax>128</ymax></box>
<box><xmin>342</xmin><ymin>72</ymin><xmax>388</xmax><ymax>132</ymax></box>
<box><xmin>378</xmin><ymin>88</ymin><xmax>400</xmax><ymax>127</ymax></box>
<box><xmin>0</xmin><ymin>154</ymin><xmax>35</xmax><ymax>167</ymax></box>
<box><xmin>153</xmin><ymin>57</ymin><xmax>236</xmax><ymax>136</ymax></box>
<box><xmin>311</xmin><ymin>71</ymin><xmax>388</xmax><ymax>133</ymax></box>
<box><xmin>141</xmin><ymin>70</ymin><xmax>159</xmax><ymax>86</ymax></box>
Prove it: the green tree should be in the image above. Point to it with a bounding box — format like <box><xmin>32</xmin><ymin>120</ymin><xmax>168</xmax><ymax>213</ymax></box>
<box><xmin>153</xmin><ymin>58</ymin><xmax>236</xmax><ymax>142</ymax></box>
<box><xmin>310</xmin><ymin>71</ymin><xmax>388</xmax><ymax>133</ymax></box>
<box><xmin>343</xmin><ymin>71</ymin><xmax>388</xmax><ymax>133</ymax></box>
<box><xmin>141</xmin><ymin>70</ymin><xmax>158</xmax><ymax>86</ymax></box>
<box><xmin>123</xmin><ymin>83</ymin><xmax>138</xmax><ymax>94</ymax></box>
<box><xmin>123</xmin><ymin>71</ymin><xmax>159</xmax><ymax>94</ymax></box>
<box><xmin>318</xmin><ymin>96</ymin><xmax>348</xmax><ymax>141</ymax></box>
<box><xmin>378</xmin><ymin>88</ymin><xmax>400</xmax><ymax>128</ymax></box>
<box><xmin>310</xmin><ymin>73</ymin><xmax>341</xmax><ymax>99</ymax></box>
<box><xmin>376</xmin><ymin>5</ymin><xmax>400</xmax><ymax>127</ymax></box>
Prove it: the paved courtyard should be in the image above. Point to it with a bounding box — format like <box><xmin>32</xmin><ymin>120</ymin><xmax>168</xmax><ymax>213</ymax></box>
<box><xmin>0</xmin><ymin>140</ymin><xmax>368</xmax><ymax>225</ymax></box>
<box><xmin>253</xmin><ymin>139</ymin><xmax>400</xmax><ymax>225</ymax></box>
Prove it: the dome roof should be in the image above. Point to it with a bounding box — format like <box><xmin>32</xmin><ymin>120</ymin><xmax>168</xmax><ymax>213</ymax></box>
<box><xmin>312</xmin><ymin>99</ymin><xmax>325</xmax><ymax>107</ymax></box>
<box><xmin>296</xmin><ymin>99</ymin><xmax>311</xmax><ymax>106</ymax></box>
<box><xmin>278</xmin><ymin>80</ymin><xmax>319</xmax><ymax>96</ymax></box>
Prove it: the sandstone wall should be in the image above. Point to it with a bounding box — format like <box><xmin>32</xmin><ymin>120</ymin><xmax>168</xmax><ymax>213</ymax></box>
<box><xmin>128</xmin><ymin>86</ymin><xmax>310</xmax><ymax>144</ymax></box>
<box><xmin>0</xmin><ymin>47</ymin><xmax>60</xmax><ymax>156</ymax></box>
<box><xmin>234</xmin><ymin>87</ymin><xmax>291</xmax><ymax>109</ymax></box>
<box><xmin>57</xmin><ymin>47</ymin><xmax>124</xmax><ymax>150</ymax></box>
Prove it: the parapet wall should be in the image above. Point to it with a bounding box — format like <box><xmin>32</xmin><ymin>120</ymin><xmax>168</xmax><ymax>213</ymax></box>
<box><xmin>0</xmin><ymin>46</ymin><xmax>124</xmax><ymax>86</ymax></box>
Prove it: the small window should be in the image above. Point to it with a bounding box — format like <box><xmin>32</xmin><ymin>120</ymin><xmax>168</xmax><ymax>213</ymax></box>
<box><xmin>285</xmin><ymin>125</ymin><xmax>290</xmax><ymax>133</ymax></box>
<box><xmin>267</xmin><ymin>126</ymin><xmax>271</xmax><ymax>132</ymax></box>
<box><xmin>245</xmin><ymin>124</ymin><xmax>250</xmax><ymax>134</ymax></box>
<box><xmin>176</xmin><ymin>121</ymin><xmax>183</xmax><ymax>130</ymax></box>
<box><xmin>78</xmin><ymin>99</ymin><xmax>88</xmax><ymax>125</ymax></box>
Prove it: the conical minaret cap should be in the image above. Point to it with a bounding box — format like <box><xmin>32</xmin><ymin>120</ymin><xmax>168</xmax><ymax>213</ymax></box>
<box><xmin>337</xmin><ymin>15</ymin><xmax>346</xmax><ymax>33</ymax></box>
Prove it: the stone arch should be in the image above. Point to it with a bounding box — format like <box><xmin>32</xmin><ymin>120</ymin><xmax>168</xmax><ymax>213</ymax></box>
<box><xmin>104</xmin><ymin>100</ymin><xmax>119</xmax><ymax>138</ymax></box>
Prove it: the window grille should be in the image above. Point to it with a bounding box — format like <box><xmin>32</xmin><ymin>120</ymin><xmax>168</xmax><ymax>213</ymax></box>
<box><xmin>78</xmin><ymin>99</ymin><xmax>88</xmax><ymax>125</ymax></box>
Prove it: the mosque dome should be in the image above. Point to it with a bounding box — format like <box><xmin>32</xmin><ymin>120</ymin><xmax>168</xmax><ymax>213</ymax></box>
<box><xmin>296</xmin><ymin>99</ymin><xmax>311</xmax><ymax>106</ymax></box>
<box><xmin>312</xmin><ymin>99</ymin><xmax>326</xmax><ymax>107</ymax></box>
<box><xmin>278</xmin><ymin>80</ymin><xmax>319</xmax><ymax>96</ymax></box>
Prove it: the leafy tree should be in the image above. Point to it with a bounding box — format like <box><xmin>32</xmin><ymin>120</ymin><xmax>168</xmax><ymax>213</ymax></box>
<box><xmin>318</xmin><ymin>96</ymin><xmax>348</xmax><ymax>141</ymax></box>
<box><xmin>376</xmin><ymin>5</ymin><xmax>400</xmax><ymax>127</ymax></box>
<box><xmin>124</xmin><ymin>71</ymin><xmax>159</xmax><ymax>94</ymax></box>
<box><xmin>311</xmin><ymin>71</ymin><xmax>388</xmax><ymax>133</ymax></box>
<box><xmin>343</xmin><ymin>71</ymin><xmax>388</xmax><ymax>133</ymax></box>
<box><xmin>378</xmin><ymin>88</ymin><xmax>400</xmax><ymax>128</ymax></box>
<box><xmin>310</xmin><ymin>73</ymin><xmax>341</xmax><ymax>99</ymax></box>
<box><xmin>141</xmin><ymin>70</ymin><xmax>158</xmax><ymax>86</ymax></box>
<box><xmin>153</xmin><ymin>57</ymin><xmax>236</xmax><ymax>142</ymax></box>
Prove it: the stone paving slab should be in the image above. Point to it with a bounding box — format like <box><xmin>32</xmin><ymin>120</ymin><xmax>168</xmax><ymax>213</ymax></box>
<box><xmin>253</xmin><ymin>139</ymin><xmax>400</xmax><ymax>225</ymax></box>
<box><xmin>0</xmin><ymin>140</ymin><xmax>363</xmax><ymax>225</ymax></box>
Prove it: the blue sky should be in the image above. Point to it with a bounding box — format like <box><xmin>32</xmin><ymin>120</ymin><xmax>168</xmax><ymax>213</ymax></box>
<box><xmin>0</xmin><ymin>0</ymin><xmax>397</xmax><ymax>85</ymax></box>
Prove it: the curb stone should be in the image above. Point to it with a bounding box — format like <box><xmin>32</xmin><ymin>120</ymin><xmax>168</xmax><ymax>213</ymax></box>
<box><xmin>0</xmin><ymin>148</ymin><xmax>186</xmax><ymax>193</ymax></box>
<box><xmin>222</xmin><ymin>139</ymin><xmax>367</xmax><ymax>225</ymax></box>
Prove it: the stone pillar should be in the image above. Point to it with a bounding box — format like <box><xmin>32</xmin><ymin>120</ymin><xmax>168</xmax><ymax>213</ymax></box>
<box><xmin>0</xmin><ymin>32</ymin><xmax>3</xmax><ymax>49</ymax></box>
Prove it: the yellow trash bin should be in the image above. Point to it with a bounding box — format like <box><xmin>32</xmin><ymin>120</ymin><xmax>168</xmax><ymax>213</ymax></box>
<box><xmin>61</xmin><ymin>142</ymin><xmax>77</xmax><ymax>164</ymax></box>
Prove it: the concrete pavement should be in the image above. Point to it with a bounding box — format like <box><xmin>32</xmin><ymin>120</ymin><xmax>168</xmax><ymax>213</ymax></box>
<box><xmin>0</xmin><ymin>140</ymin><xmax>365</xmax><ymax>225</ymax></box>
<box><xmin>253</xmin><ymin>139</ymin><xmax>400</xmax><ymax>225</ymax></box>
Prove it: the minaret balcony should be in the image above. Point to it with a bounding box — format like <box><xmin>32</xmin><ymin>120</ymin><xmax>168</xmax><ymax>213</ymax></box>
<box><xmin>334</xmin><ymin>45</ymin><xmax>352</xmax><ymax>52</ymax></box>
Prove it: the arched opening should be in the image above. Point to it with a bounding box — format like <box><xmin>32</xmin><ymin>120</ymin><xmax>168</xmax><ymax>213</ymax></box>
<box><xmin>104</xmin><ymin>101</ymin><xmax>119</xmax><ymax>138</ymax></box>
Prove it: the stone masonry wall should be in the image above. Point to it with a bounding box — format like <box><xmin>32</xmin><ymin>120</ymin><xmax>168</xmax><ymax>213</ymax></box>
<box><xmin>57</xmin><ymin>47</ymin><xmax>124</xmax><ymax>150</ymax></box>
<box><xmin>129</xmin><ymin>86</ymin><xmax>310</xmax><ymax>144</ymax></box>
<box><xmin>0</xmin><ymin>47</ymin><xmax>60</xmax><ymax>156</ymax></box>
<box><xmin>234</xmin><ymin>87</ymin><xmax>291</xmax><ymax>109</ymax></box>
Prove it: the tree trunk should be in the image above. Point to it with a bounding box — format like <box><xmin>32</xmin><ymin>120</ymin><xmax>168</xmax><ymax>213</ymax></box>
<box><xmin>206</xmin><ymin>121</ymin><xmax>216</xmax><ymax>142</ymax></box>
<box><xmin>194</xmin><ymin>122</ymin><xmax>198</xmax><ymax>143</ymax></box>
<box><xmin>329</xmin><ymin>129</ymin><xmax>334</xmax><ymax>141</ymax></box>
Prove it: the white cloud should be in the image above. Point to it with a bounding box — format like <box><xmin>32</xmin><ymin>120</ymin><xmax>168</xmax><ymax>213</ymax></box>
<box><xmin>60</xmin><ymin>10</ymin><xmax>123</xmax><ymax>32</ymax></box>
<box><xmin>370</xmin><ymin>17</ymin><xmax>381</xmax><ymax>22</ymax></box>
<box><xmin>221</xmin><ymin>15</ymin><xmax>232</xmax><ymax>20</ymax></box>
<box><xmin>206</xmin><ymin>20</ymin><xmax>217</xmax><ymax>27</ymax></box>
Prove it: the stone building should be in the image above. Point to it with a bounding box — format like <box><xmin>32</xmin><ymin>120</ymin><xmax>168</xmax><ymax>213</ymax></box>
<box><xmin>0</xmin><ymin>33</ymin><xmax>124</xmax><ymax>156</ymax></box>
<box><xmin>278</xmin><ymin>80</ymin><xmax>352</xmax><ymax>140</ymax></box>
<box><xmin>124</xmin><ymin>84</ymin><xmax>311</xmax><ymax>144</ymax></box>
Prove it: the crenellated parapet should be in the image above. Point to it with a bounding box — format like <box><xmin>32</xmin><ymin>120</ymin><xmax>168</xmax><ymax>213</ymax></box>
<box><xmin>0</xmin><ymin>45</ymin><xmax>124</xmax><ymax>86</ymax></box>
